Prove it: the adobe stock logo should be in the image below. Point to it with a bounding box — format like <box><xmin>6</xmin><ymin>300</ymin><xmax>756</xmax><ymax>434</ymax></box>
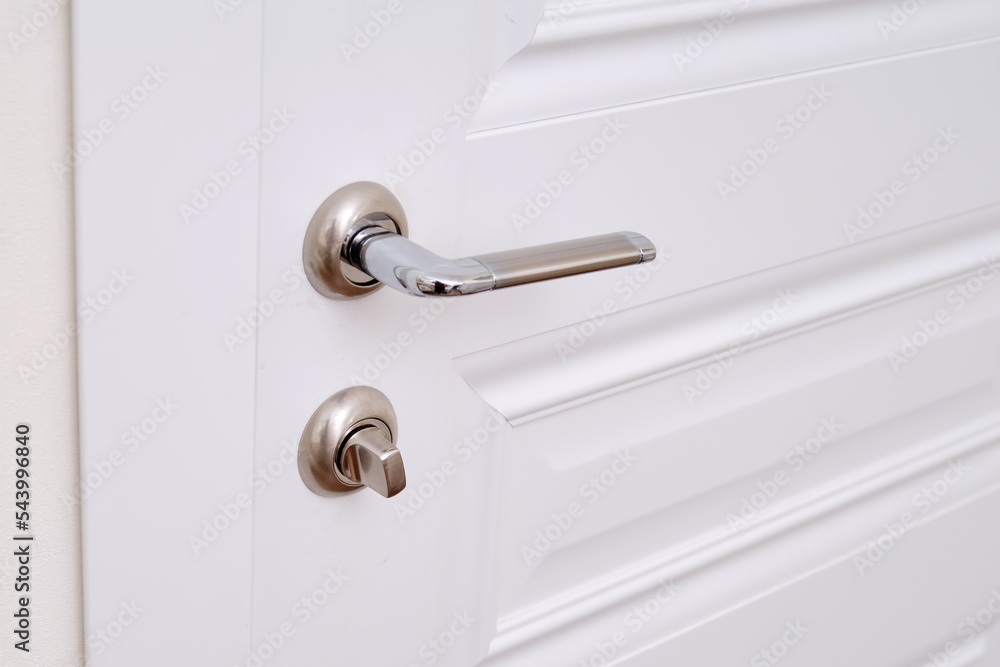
<box><xmin>393</xmin><ymin>415</ymin><xmax>503</xmax><ymax>524</ymax></box>
<box><xmin>339</xmin><ymin>0</ymin><xmax>415</xmax><ymax>62</ymax></box>
<box><xmin>578</xmin><ymin>580</ymin><xmax>680</xmax><ymax>667</ymax></box>
<box><xmin>383</xmin><ymin>78</ymin><xmax>499</xmax><ymax>187</ymax></box>
<box><xmin>725</xmin><ymin>417</ymin><xmax>844</xmax><ymax>532</ymax></box>
<box><xmin>406</xmin><ymin>611</ymin><xmax>476</xmax><ymax>667</ymax></box>
<box><xmin>924</xmin><ymin>587</ymin><xmax>1000</xmax><ymax>667</ymax></box>
<box><xmin>886</xmin><ymin>255</ymin><xmax>997</xmax><ymax>372</ymax></box>
<box><xmin>853</xmin><ymin>459</ymin><xmax>969</xmax><ymax>575</ymax></box>
<box><xmin>62</xmin><ymin>397</ymin><xmax>180</xmax><ymax>511</ymax></box>
<box><xmin>682</xmin><ymin>288</ymin><xmax>798</xmax><ymax>404</ymax></box>
<box><xmin>87</xmin><ymin>601</ymin><xmax>144</xmax><ymax>658</ymax></box>
<box><xmin>511</xmin><ymin>117</ymin><xmax>628</xmax><ymax>233</ymax></box>
<box><xmin>521</xmin><ymin>450</ymin><xmax>638</xmax><ymax>566</ymax></box>
<box><xmin>235</xmin><ymin>568</ymin><xmax>350</xmax><ymax>667</ymax></box>
<box><xmin>179</xmin><ymin>107</ymin><xmax>296</xmax><ymax>223</ymax></box>
<box><xmin>751</xmin><ymin>621</ymin><xmax>809</xmax><ymax>667</ymax></box>
<box><xmin>672</xmin><ymin>0</ymin><xmax>752</xmax><ymax>72</ymax></box>
<box><xmin>877</xmin><ymin>0</ymin><xmax>931</xmax><ymax>39</ymax></box>
<box><xmin>716</xmin><ymin>86</ymin><xmax>833</xmax><ymax>202</ymax></box>
<box><xmin>843</xmin><ymin>126</ymin><xmax>960</xmax><ymax>243</ymax></box>
<box><xmin>7</xmin><ymin>0</ymin><xmax>69</xmax><ymax>52</ymax></box>
<box><xmin>555</xmin><ymin>253</ymin><xmax>669</xmax><ymax>361</ymax></box>
<box><xmin>52</xmin><ymin>66</ymin><xmax>168</xmax><ymax>182</ymax></box>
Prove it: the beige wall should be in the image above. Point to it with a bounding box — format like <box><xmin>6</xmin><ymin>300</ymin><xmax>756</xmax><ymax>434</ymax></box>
<box><xmin>0</xmin><ymin>1</ymin><xmax>83</xmax><ymax>664</ymax></box>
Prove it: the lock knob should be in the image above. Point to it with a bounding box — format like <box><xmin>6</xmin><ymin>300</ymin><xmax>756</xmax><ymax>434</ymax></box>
<box><xmin>298</xmin><ymin>386</ymin><xmax>406</xmax><ymax>498</ymax></box>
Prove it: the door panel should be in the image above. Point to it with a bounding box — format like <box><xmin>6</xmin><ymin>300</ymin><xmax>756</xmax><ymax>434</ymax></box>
<box><xmin>72</xmin><ymin>1</ymin><xmax>1000</xmax><ymax>666</ymax></box>
<box><xmin>451</xmin><ymin>13</ymin><xmax>1000</xmax><ymax>664</ymax></box>
<box><xmin>72</xmin><ymin>5</ymin><xmax>262</xmax><ymax>663</ymax></box>
<box><xmin>457</xmin><ymin>39</ymin><xmax>1000</xmax><ymax>355</ymax></box>
<box><xmin>247</xmin><ymin>2</ymin><xmax>539</xmax><ymax>666</ymax></box>
<box><xmin>468</xmin><ymin>215</ymin><xmax>1000</xmax><ymax>659</ymax></box>
<box><xmin>483</xmin><ymin>456</ymin><xmax>1000</xmax><ymax>666</ymax></box>
<box><xmin>470</xmin><ymin>0</ymin><xmax>1000</xmax><ymax>130</ymax></box>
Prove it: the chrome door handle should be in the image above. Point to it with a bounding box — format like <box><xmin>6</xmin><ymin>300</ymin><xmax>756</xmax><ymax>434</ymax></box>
<box><xmin>303</xmin><ymin>182</ymin><xmax>657</xmax><ymax>299</ymax></box>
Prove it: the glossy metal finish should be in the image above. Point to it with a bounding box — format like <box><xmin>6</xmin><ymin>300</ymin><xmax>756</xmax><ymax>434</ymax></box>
<box><xmin>357</xmin><ymin>233</ymin><xmax>495</xmax><ymax>296</ymax></box>
<box><xmin>339</xmin><ymin>427</ymin><xmax>405</xmax><ymax>498</ymax></box>
<box><xmin>474</xmin><ymin>232</ymin><xmax>656</xmax><ymax>289</ymax></box>
<box><xmin>302</xmin><ymin>182</ymin><xmax>408</xmax><ymax>299</ymax></box>
<box><xmin>298</xmin><ymin>386</ymin><xmax>406</xmax><ymax>498</ymax></box>
<box><xmin>304</xmin><ymin>182</ymin><xmax>657</xmax><ymax>298</ymax></box>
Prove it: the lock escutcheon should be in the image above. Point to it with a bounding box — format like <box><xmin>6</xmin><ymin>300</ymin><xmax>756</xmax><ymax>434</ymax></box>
<box><xmin>298</xmin><ymin>386</ymin><xmax>406</xmax><ymax>498</ymax></box>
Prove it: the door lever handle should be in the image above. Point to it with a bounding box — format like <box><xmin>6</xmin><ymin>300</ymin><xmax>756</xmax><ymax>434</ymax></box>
<box><xmin>303</xmin><ymin>181</ymin><xmax>657</xmax><ymax>299</ymax></box>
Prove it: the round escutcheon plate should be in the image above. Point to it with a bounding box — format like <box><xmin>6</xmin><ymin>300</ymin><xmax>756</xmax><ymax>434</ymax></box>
<box><xmin>298</xmin><ymin>386</ymin><xmax>398</xmax><ymax>495</ymax></box>
<box><xmin>302</xmin><ymin>181</ymin><xmax>408</xmax><ymax>299</ymax></box>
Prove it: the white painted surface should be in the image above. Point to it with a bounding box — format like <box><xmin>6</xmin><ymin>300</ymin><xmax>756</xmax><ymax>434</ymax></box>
<box><xmin>248</xmin><ymin>4</ymin><xmax>541</xmax><ymax>665</ymax></box>
<box><xmin>71</xmin><ymin>1</ymin><xmax>1000</xmax><ymax>666</ymax></box>
<box><xmin>0</xmin><ymin>0</ymin><xmax>82</xmax><ymax>664</ymax></box>
<box><xmin>72</xmin><ymin>3</ymin><xmax>263</xmax><ymax>664</ymax></box>
<box><xmin>470</xmin><ymin>0</ymin><xmax>1000</xmax><ymax>131</ymax></box>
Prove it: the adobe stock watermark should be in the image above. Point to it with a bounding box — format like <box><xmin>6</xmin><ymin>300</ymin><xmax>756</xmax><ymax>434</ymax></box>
<box><xmin>751</xmin><ymin>621</ymin><xmax>809</xmax><ymax>666</ymax></box>
<box><xmin>384</xmin><ymin>77</ymin><xmax>499</xmax><ymax>187</ymax></box>
<box><xmin>672</xmin><ymin>0</ymin><xmax>752</xmax><ymax>72</ymax></box>
<box><xmin>213</xmin><ymin>0</ymin><xmax>249</xmax><ymax>21</ymax></box>
<box><xmin>725</xmin><ymin>417</ymin><xmax>845</xmax><ymax>532</ymax></box>
<box><xmin>394</xmin><ymin>414</ymin><xmax>504</xmax><ymax>523</ymax></box>
<box><xmin>235</xmin><ymin>568</ymin><xmax>350</xmax><ymax>667</ymax></box>
<box><xmin>7</xmin><ymin>0</ymin><xmax>68</xmax><ymax>52</ymax></box>
<box><xmin>878</xmin><ymin>0</ymin><xmax>931</xmax><ymax>39</ymax></box>
<box><xmin>521</xmin><ymin>450</ymin><xmax>638</xmax><ymax>566</ymax></box>
<box><xmin>555</xmin><ymin>252</ymin><xmax>670</xmax><ymax>360</ymax></box>
<box><xmin>511</xmin><ymin>117</ymin><xmax>628</xmax><ymax>233</ymax></box>
<box><xmin>853</xmin><ymin>459</ymin><xmax>969</xmax><ymax>575</ymax></box>
<box><xmin>350</xmin><ymin>299</ymin><xmax>451</xmax><ymax>385</ymax></box>
<box><xmin>843</xmin><ymin>126</ymin><xmax>960</xmax><ymax>243</ymax></box>
<box><xmin>716</xmin><ymin>85</ymin><xmax>833</xmax><ymax>202</ymax></box>
<box><xmin>188</xmin><ymin>438</ymin><xmax>297</xmax><ymax>557</ymax></box>
<box><xmin>545</xmin><ymin>0</ymin><xmax>586</xmax><ymax>28</ymax></box>
<box><xmin>886</xmin><ymin>255</ymin><xmax>998</xmax><ymax>372</ymax></box>
<box><xmin>52</xmin><ymin>66</ymin><xmax>168</xmax><ymax>183</ymax></box>
<box><xmin>179</xmin><ymin>106</ymin><xmax>296</xmax><ymax>223</ymax></box>
<box><xmin>923</xmin><ymin>587</ymin><xmax>1000</xmax><ymax>667</ymax></box>
<box><xmin>17</xmin><ymin>319</ymin><xmax>77</xmax><ymax>386</ymax></box>
<box><xmin>62</xmin><ymin>397</ymin><xmax>181</xmax><ymax>513</ymax></box>
<box><xmin>404</xmin><ymin>611</ymin><xmax>477</xmax><ymax>667</ymax></box>
<box><xmin>224</xmin><ymin>264</ymin><xmax>306</xmax><ymax>352</ymax></box>
<box><xmin>18</xmin><ymin>267</ymin><xmax>135</xmax><ymax>385</ymax></box>
<box><xmin>87</xmin><ymin>601</ymin><xmax>144</xmax><ymax>659</ymax></box>
<box><xmin>682</xmin><ymin>288</ymin><xmax>798</xmax><ymax>404</ymax></box>
<box><xmin>578</xmin><ymin>580</ymin><xmax>680</xmax><ymax>667</ymax></box>
<box><xmin>339</xmin><ymin>0</ymin><xmax>415</xmax><ymax>62</ymax></box>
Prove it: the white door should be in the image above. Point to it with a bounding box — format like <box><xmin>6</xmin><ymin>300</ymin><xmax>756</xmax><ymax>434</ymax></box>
<box><xmin>73</xmin><ymin>1</ymin><xmax>1000</xmax><ymax>665</ymax></box>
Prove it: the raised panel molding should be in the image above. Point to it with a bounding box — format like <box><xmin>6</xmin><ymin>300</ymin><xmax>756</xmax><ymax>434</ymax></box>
<box><xmin>457</xmin><ymin>203</ymin><xmax>1000</xmax><ymax>425</ymax></box>
<box><xmin>471</xmin><ymin>0</ymin><xmax>1000</xmax><ymax>131</ymax></box>
<box><xmin>463</xmin><ymin>200</ymin><xmax>1000</xmax><ymax>661</ymax></box>
<box><xmin>483</xmin><ymin>427</ymin><xmax>1000</xmax><ymax>664</ymax></box>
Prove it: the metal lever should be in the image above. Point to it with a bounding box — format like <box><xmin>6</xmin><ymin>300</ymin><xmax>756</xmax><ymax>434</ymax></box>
<box><xmin>303</xmin><ymin>181</ymin><xmax>657</xmax><ymax>299</ymax></box>
<box><xmin>338</xmin><ymin>427</ymin><xmax>405</xmax><ymax>498</ymax></box>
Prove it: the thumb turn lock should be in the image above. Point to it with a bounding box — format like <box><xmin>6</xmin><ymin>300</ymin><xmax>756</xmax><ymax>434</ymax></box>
<box><xmin>298</xmin><ymin>386</ymin><xmax>405</xmax><ymax>498</ymax></box>
<box><xmin>298</xmin><ymin>183</ymin><xmax>658</xmax><ymax>497</ymax></box>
